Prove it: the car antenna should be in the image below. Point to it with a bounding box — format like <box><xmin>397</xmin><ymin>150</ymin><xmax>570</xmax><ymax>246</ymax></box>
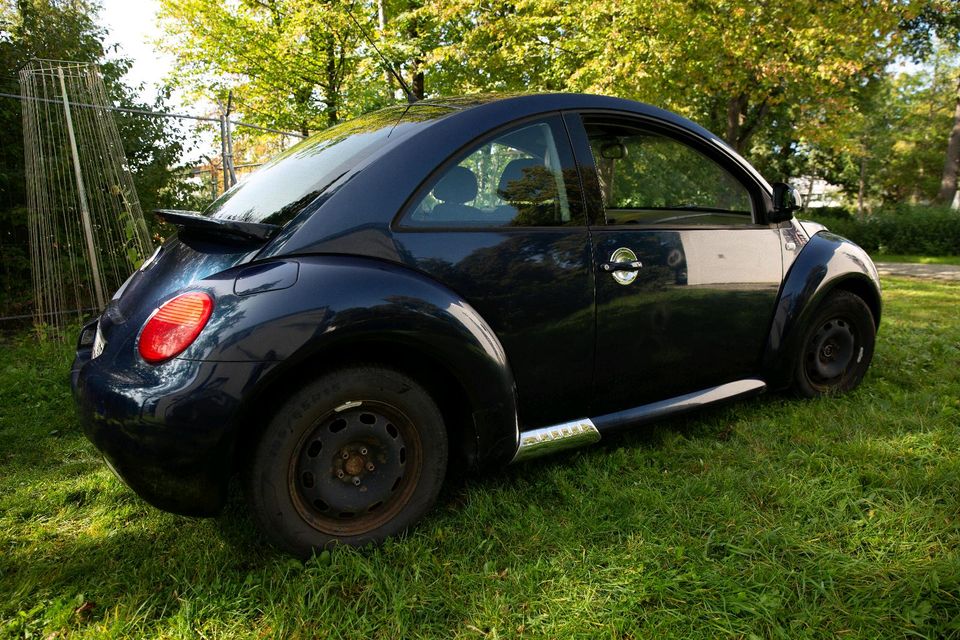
<box><xmin>345</xmin><ymin>9</ymin><xmax>419</xmax><ymax>104</ymax></box>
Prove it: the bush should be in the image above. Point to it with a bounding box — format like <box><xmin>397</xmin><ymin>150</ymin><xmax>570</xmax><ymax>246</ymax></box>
<box><xmin>799</xmin><ymin>205</ymin><xmax>960</xmax><ymax>256</ymax></box>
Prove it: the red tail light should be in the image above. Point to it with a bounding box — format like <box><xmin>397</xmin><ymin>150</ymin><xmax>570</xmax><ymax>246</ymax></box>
<box><xmin>138</xmin><ymin>292</ymin><xmax>214</xmax><ymax>364</ymax></box>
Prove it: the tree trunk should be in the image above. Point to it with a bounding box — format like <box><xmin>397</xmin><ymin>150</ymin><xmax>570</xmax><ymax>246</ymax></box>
<box><xmin>412</xmin><ymin>66</ymin><xmax>424</xmax><ymax>100</ymax></box>
<box><xmin>293</xmin><ymin>85</ymin><xmax>312</xmax><ymax>137</ymax></box>
<box><xmin>324</xmin><ymin>36</ymin><xmax>339</xmax><ymax>127</ymax></box>
<box><xmin>407</xmin><ymin>17</ymin><xmax>425</xmax><ymax>100</ymax></box>
<box><xmin>725</xmin><ymin>94</ymin><xmax>746</xmax><ymax>152</ymax></box>
<box><xmin>724</xmin><ymin>93</ymin><xmax>769</xmax><ymax>155</ymax></box>
<box><xmin>936</xmin><ymin>75</ymin><xmax>960</xmax><ymax>205</ymax></box>
<box><xmin>858</xmin><ymin>154</ymin><xmax>866</xmax><ymax>219</ymax></box>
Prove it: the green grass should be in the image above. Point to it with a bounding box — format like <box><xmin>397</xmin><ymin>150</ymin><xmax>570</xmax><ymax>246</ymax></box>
<box><xmin>872</xmin><ymin>254</ymin><xmax>960</xmax><ymax>266</ymax></box>
<box><xmin>2</xmin><ymin>276</ymin><xmax>960</xmax><ymax>638</ymax></box>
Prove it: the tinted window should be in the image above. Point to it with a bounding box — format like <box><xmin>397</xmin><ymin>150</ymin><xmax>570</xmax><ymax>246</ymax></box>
<box><xmin>203</xmin><ymin>104</ymin><xmax>455</xmax><ymax>225</ymax></box>
<box><xmin>584</xmin><ymin>119</ymin><xmax>753</xmax><ymax>226</ymax></box>
<box><xmin>405</xmin><ymin>117</ymin><xmax>579</xmax><ymax>227</ymax></box>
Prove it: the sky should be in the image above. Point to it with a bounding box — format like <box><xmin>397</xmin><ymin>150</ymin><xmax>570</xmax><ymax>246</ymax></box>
<box><xmin>98</xmin><ymin>0</ymin><xmax>177</xmax><ymax>106</ymax></box>
<box><xmin>97</xmin><ymin>0</ymin><xmax>218</xmax><ymax>163</ymax></box>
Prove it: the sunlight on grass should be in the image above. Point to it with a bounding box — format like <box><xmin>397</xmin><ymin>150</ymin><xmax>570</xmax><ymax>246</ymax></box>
<box><xmin>872</xmin><ymin>254</ymin><xmax>960</xmax><ymax>266</ymax></box>
<box><xmin>1</xmin><ymin>275</ymin><xmax>959</xmax><ymax>638</ymax></box>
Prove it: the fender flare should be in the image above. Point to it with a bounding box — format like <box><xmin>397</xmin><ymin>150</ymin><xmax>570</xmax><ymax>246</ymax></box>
<box><xmin>761</xmin><ymin>231</ymin><xmax>882</xmax><ymax>390</ymax></box>
<box><xmin>188</xmin><ymin>255</ymin><xmax>519</xmax><ymax>466</ymax></box>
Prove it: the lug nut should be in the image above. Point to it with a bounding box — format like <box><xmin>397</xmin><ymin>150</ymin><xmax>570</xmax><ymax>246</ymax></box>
<box><xmin>337</xmin><ymin>470</ymin><xmax>344</xmax><ymax>479</ymax></box>
<box><xmin>366</xmin><ymin>462</ymin><xmax>375</xmax><ymax>471</ymax></box>
<box><xmin>352</xmin><ymin>477</ymin><xmax>361</xmax><ymax>486</ymax></box>
<box><xmin>360</xmin><ymin>447</ymin><xmax>368</xmax><ymax>455</ymax></box>
<box><xmin>341</xmin><ymin>451</ymin><xmax>349</xmax><ymax>459</ymax></box>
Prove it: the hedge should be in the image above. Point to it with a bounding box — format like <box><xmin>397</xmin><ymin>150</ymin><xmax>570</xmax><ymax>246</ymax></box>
<box><xmin>800</xmin><ymin>205</ymin><xmax>960</xmax><ymax>256</ymax></box>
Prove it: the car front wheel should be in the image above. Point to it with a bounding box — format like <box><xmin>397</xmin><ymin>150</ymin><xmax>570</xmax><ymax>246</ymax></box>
<box><xmin>245</xmin><ymin>366</ymin><xmax>448</xmax><ymax>558</ymax></box>
<box><xmin>793</xmin><ymin>290</ymin><xmax>876</xmax><ymax>398</ymax></box>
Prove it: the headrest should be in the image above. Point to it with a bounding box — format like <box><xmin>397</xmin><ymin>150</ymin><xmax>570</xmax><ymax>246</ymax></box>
<box><xmin>498</xmin><ymin>158</ymin><xmax>542</xmax><ymax>194</ymax></box>
<box><xmin>432</xmin><ymin>166</ymin><xmax>477</xmax><ymax>204</ymax></box>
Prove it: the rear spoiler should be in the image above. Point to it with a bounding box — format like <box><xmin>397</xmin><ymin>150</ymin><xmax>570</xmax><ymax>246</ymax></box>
<box><xmin>154</xmin><ymin>210</ymin><xmax>280</xmax><ymax>243</ymax></box>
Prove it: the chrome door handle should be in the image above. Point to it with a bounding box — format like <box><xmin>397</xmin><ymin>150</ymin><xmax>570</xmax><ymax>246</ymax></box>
<box><xmin>605</xmin><ymin>247</ymin><xmax>642</xmax><ymax>285</ymax></box>
<box><xmin>601</xmin><ymin>260</ymin><xmax>643</xmax><ymax>272</ymax></box>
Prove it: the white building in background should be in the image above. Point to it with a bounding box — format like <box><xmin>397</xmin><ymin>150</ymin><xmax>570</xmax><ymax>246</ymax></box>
<box><xmin>789</xmin><ymin>176</ymin><xmax>845</xmax><ymax>208</ymax></box>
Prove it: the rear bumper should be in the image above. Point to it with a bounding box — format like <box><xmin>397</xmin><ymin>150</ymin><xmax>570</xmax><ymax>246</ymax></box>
<box><xmin>72</xmin><ymin>340</ymin><xmax>276</xmax><ymax>516</ymax></box>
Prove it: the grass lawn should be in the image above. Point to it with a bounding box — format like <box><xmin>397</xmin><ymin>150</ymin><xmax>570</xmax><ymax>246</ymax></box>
<box><xmin>871</xmin><ymin>254</ymin><xmax>960</xmax><ymax>266</ymax></box>
<box><xmin>2</xmin><ymin>276</ymin><xmax>959</xmax><ymax>638</ymax></box>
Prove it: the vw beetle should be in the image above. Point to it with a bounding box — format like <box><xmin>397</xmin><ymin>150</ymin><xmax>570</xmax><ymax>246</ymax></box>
<box><xmin>72</xmin><ymin>93</ymin><xmax>881</xmax><ymax>557</ymax></box>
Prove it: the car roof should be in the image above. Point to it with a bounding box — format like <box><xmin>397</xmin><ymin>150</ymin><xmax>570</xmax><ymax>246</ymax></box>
<box><xmin>412</xmin><ymin>93</ymin><xmax>717</xmax><ymax>140</ymax></box>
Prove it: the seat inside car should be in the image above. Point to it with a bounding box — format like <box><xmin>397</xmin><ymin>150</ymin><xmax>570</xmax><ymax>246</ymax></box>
<box><xmin>428</xmin><ymin>165</ymin><xmax>481</xmax><ymax>222</ymax></box>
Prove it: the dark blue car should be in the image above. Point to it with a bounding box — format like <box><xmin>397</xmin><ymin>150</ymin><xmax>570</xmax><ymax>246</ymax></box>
<box><xmin>72</xmin><ymin>93</ymin><xmax>881</xmax><ymax>557</ymax></box>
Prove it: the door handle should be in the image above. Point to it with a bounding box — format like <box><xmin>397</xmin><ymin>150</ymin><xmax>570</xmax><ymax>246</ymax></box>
<box><xmin>601</xmin><ymin>260</ymin><xmax>643</xmax><ymax>272</ymax></box>
<box><xmin>604</xmin><ymin>247</ymin><xmax>643</xmax><ymax>285</ymax></box>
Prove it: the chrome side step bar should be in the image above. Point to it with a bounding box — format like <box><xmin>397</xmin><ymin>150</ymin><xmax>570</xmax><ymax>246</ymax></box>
<box><xmin>511</xmin><ymin>419</ymin><xmax>601</xmax><ymax>462</ymax></box>
<box><xmin>511</xmin><ymin>379</ymin><xmax>766</xmax><ymax>463</ymax></box>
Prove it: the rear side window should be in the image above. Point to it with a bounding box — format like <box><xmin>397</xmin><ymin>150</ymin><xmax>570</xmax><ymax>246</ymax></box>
<box><xmin>203</xmin><ymin>105</ymin><xmax>453</xmax><ymax>226</ymax></box>
<box><xmin>403</xmin><ymin>116</ymin><xmax>582</xmax><ymax>227</ymax></box>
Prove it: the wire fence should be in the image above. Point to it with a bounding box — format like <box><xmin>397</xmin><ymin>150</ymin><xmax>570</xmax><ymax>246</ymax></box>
<box><xmin>0</xmin><ymin>80</ymin><xmax>305</xmax><ymax>199</ymax></box>
<box><xmin>0</xmin><ymin>61</ymin><xmax>305</xmax><ymax>325</ymax></box>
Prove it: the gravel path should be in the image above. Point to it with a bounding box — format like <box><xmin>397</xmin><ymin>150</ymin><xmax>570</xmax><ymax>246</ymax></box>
<box><xmin>874</xmin><ymin>262</ymin><xmax>960</xmax><ymax>282</ymax></box>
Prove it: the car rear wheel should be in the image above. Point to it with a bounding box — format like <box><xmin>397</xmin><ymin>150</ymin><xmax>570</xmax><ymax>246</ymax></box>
<box><xmin>245</xmin><ymin>366</ymin><xmax>448</xmax><ymax>558</ymax></box>
<box><xmin>793</xmin><ymin>290</ymin><xmax>876</xmax><ymax>398</ymax></box>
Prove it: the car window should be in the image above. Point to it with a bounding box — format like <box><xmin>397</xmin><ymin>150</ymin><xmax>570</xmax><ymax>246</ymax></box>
<box><xmin>583</xmin><ymin>119</ymin><xmax>754</xmax><ymax>226</ymax></box>
<box><xmin>202</xmin><ymin>104</ymin><xmax>456</xmax><ymax>226</ymax></box>
<box><xmin>404</xmin><ymin>118</ymin><xmax>579</xmax><ymax>227</ymax></box>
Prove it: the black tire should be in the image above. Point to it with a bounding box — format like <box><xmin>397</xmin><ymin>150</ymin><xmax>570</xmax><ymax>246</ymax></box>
<box><xmin>245</xmin><ymin>366</ymin><xmax>448</xmax><ymax>558</ymax></box>
<box><xmin>793</xmin><ymin>290</ymin><xmax>876</xmax><ymax>398</ymax></box>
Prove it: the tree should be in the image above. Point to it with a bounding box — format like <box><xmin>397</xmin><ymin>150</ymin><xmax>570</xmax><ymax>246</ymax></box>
<box><xmin>158</xmin><ymin>0</ymin><xmax>376</xmax><ymax>135</ymax></box>
<box><xmin>416</xmin><ymin>0</ymin><xmax>911</xmax><ymax>157</ymax></box>
<box><xmin>899</xmin><ymin>0</ymin><xmax>960</xmax><ymax>204</ymax></box>
<box><xmin>157</xmin><ymin>0</ymin><xmax>955</xmax><ymax>212</ymax></box>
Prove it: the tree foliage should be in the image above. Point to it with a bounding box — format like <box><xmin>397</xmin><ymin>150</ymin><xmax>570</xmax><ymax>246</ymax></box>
<box><xmin>158</xmin><ymin>0</ymin><xmax>382</xmax><ymax>135</ymax></box>
<box><xmin>156</xmin><ymin>0</ymin><xmax>960</xmax><ymax>210</ymax></box>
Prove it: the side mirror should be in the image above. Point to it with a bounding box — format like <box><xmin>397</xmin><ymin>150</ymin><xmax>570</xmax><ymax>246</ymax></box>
<box><xmin>770</xmin><ymin>182</ymin><xmax>802</xmax><ymax>222</ymax></box>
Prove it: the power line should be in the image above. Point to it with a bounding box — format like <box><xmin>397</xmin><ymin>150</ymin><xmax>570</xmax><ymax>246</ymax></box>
<box><xmin>0</xmin><ymin>91</ymin><xmax>306</xmax><ymax>138</ymax></box>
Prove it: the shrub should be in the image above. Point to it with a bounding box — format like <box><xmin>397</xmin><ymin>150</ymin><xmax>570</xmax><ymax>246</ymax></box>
<box><xmin>799</xmin><ymin>205</ymin><xmax>960</xmax><ymax>256</ymax></box>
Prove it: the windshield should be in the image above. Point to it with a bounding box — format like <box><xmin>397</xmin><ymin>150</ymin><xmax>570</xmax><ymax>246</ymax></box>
<box><xmin>202</xmin><ymin>104</ymin><xmax>454</xmax><ymax>225</ymax></box>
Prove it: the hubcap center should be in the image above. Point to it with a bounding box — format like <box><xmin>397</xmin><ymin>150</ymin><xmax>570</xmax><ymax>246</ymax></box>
<box><xmin>344</xmin><ymin>455</ymin><xmax>365</xmax><ymax>476</ymax></box>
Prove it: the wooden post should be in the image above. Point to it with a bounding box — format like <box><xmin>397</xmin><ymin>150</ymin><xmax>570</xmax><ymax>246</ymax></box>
<box><xmin>225</xmin><ymin>91</ymin><xmax>237</xmax><ymax>187</ymax></box>
<box><xmin>58</xmin><ymin>66</ymin><xmax>105</xmax><ymax>309</ymax></box>
<box><xmin>219</xmin><ymin>113</ymin><xmax>229</xmax><ymax>192</ymax></box>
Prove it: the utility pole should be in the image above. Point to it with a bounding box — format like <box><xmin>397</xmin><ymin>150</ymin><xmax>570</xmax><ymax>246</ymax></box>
<box><xmin>225</xmin><ymin>91</ymin><xmax>237</xmax><ymax>187</ymax></box>
<box><xmin>219</xmin><ymin>112</ymin><xmax>229</xmax><ymax>193</ymax></box>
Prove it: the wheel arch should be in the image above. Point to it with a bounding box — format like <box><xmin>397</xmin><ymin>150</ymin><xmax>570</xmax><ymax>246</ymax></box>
<box><xmin>828</xmin><ymin>275</ymin><xmax>881</xmax><ymax>328</ymax></box>
<box><xmin>216</xmin><ymin>256</ymin><xmax>520</xmax><ymax>475</ymax></box>
<box><xmin>231</xmin><ymin>336</ymin><xmax>491</xmax><ymax>474</ymax></box>
<box><xmin>762</xmin><ymin>231</ymin><xmax>882</xmax><ymax>390</ymax></box>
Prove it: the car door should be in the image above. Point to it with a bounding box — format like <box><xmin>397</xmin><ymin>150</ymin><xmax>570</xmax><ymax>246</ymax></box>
<box><xmin>393</xmin><ymin>114</ymin><xmax>594</xmax><ymax>428</ymax></box>
<box><xmin>565</xmin><ymin>112</ymin><xmax>783</xmax><ymax>415</ymax></box>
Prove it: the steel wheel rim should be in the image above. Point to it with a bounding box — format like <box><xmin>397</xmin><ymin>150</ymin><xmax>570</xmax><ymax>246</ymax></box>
<box><xmin>804</xmin><ymin>316</ymin><xmax>857</xmax><ymax>387</ymax></box>
<box><xmin>288</xmin><ymin>401</ymin><xmax>422</xmax><ymax>536</ymax></box>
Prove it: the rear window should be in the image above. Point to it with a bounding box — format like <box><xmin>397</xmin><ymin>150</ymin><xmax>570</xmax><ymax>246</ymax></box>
<box><xmin>203</xmin><ymin>104</ymin><xmax>452</xmax><ymax>226</ymax></box>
